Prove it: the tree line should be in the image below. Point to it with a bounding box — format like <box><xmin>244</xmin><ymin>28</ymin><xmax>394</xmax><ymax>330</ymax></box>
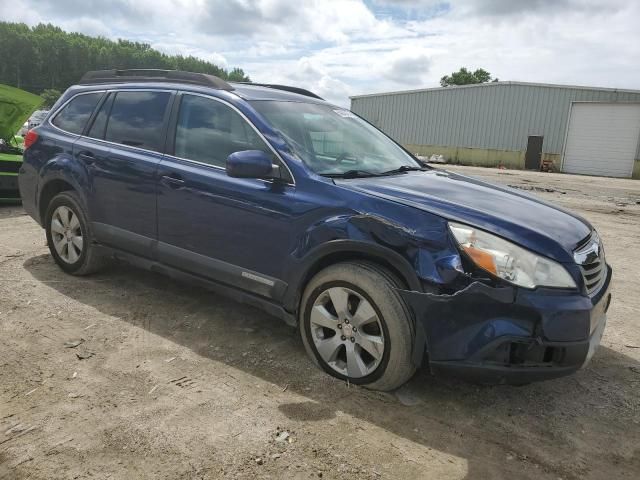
<box><xmin>0</xmin><ymin>22</ymin><xmax>250</xmax><ymax>106</ymax></box>
<box><xmin>440</xmin><ymin>67</ymin><xmax>498</xmax><ymax>87</ymax></box>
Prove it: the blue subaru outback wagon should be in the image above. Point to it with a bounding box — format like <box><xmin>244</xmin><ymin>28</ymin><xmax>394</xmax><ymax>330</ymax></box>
<box><xmin>18</xmin><ymin>70</ymin><xmax>612</xmax><ymax>390</ymax></box>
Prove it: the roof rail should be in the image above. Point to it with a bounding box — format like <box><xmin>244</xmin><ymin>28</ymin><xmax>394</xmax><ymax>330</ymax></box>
<box><xmin>79</xmin><ymin>69</ymin><xmax>234</xmax><ymax>91</ymax></box>
<box><xmin>237</xmin><ymin>82</ymin><xmax>324</xmax><ymax>100</ymax></box>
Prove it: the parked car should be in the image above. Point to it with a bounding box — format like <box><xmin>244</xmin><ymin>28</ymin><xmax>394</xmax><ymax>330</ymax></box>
<box><xmin>18</xmin><ymin>70</ymin><xmax>612</xmax><ymax>390</ymax></box>
<box><xmin>27</xmin><ymin>109</ymin><xmax>49</xmax><ymax>129</ymax></box>
<box><xmin>13</xmin><ymin>110</ymin><xmax>49</xmax><ymax>138</ymax></box>
<box><xmin>0</xmin><ymin>84</ymin><xmax>43</xmax><ymax>201</ymax></box>
<box><xmin>18</xmin><ymin>121</ymin><xmax>29</xmax><ymax>137</ymax></box>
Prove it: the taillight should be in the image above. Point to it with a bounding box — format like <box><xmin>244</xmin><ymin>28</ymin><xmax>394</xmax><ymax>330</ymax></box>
<box><xmin>24</xmin><ymin>130</ymin><xmax>39</xmax><ymax>150</ymax></box>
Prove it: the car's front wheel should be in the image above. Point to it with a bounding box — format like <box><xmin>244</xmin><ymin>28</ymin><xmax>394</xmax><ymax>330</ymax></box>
<box><xmin>300</xmin><ymin>262</ymin><xmax>416</xmax><ymax>391</ymax></box>
<box><xmin>45</xmin><ymin>191</ymin><xmax>104</xmax><ymax>275</ymax></box>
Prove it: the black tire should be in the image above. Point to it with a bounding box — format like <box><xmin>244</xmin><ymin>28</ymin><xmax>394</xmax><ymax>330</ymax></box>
<box><xmin>45</xmin><ymin>191</ymin><xmax>105</xmax><ymax>275</ymax></box>
<box><xmin>300</xmin><ymin>262</ymin><xmax>416</xmax><ymax>391</ymax></box>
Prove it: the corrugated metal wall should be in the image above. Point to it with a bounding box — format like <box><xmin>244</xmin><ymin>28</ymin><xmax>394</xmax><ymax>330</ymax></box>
<box><xmin>350</xmin><ymin>82</ymin><xmax>640</xmax><ymax>156</ymax></box>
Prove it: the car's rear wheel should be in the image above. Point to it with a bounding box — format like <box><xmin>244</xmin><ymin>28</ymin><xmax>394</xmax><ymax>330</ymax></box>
<box><xmin>300</xmin><ymin>262</ymin><xmax>416</xmax><ymax>391</ymax></box>
<box><xmin>45</xmin><ymin>191</ymin><xmax>104</xmax><ymax>275</ymax></box>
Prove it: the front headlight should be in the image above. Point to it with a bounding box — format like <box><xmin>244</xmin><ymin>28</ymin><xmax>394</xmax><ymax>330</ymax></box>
<box><xmin>449</xmin><ymin>222</ymin><xmax>576</xmax><ymax>289</ymax></box>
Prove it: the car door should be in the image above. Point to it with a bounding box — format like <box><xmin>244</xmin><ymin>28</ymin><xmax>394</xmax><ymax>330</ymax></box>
<box><xmin>156</xmin><ymin>92</ymin><xmax>297</xmax><ymax>300</ymax></box>
<box><xmin>74</xmin><ymin>89</ymin><xmax>173</xmax><ymax>258</ymax></box>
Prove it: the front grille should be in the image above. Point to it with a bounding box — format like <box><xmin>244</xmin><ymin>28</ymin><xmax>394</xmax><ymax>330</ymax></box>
<box><xmin>580</xmin><ymin>261</ymin><xmax>605</xmax><ymax>295</ymax></box>
<box><xmin>574</xmin><ymin>232</ymin><xmax>606</xmax><ymax>295</ymax></box>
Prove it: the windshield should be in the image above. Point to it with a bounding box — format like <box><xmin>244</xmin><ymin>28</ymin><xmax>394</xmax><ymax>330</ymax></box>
<box><xmin>250</xmin><ymin>101</ymin><xmax>421</xmax><ymax>176</ymax></box>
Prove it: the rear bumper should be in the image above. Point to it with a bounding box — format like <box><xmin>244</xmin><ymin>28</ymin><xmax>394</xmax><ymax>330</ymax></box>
<box><xmin>400</xmin><ymin>266</ymin><xmax>612</xmax><ymax>384</ymax></box>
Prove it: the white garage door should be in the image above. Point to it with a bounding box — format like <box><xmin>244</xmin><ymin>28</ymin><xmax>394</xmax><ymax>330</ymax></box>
<box><xmin>562</xmin><ymin>103</ymin><xmax>640</xmax><ymax>178</ymax></box>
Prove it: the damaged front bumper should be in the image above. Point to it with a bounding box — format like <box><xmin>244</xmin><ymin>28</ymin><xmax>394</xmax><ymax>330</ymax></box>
<box><xmin>400</xmin><ymin>266</ymin><xmax>612</xmax><ymax>384</ymax></box>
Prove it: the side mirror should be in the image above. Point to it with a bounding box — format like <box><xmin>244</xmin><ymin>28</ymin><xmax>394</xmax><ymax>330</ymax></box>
<box><xmin>226</xmin><ymin>150</ymin><xmax>278</xmax><ymax>179</ymax></box>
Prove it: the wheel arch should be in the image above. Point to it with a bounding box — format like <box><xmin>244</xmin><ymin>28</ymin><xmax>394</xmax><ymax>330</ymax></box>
<box><xmin>284</xmin><ymin>240</ymin><xmax>422</xmax><ymax>315</ymax></box>
<box><xmin>36</xmin><ymin>150</ymin><xmax>92</xmax><ymax>226</ymax></box>
<box><xmin>38</xmin><ymin>178</ymin><xmax>79</xmax><ymax>225</ymax></box>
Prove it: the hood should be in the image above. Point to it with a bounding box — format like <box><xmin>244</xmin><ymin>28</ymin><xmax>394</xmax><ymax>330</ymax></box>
<box><xmin>336</xmin><ymin>169</ymin><xmax>592</xmax><ymax>263</ymax></box>
<box><xmin>0</xmin><ymin>84</ymin><xmax>43</xmax><ymax>142</ymax></box>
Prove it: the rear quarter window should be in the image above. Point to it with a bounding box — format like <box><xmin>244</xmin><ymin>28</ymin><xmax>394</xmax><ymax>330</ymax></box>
<box><xmin>51</xmin><ymin>92</ymin><xmax>104</xmax><ymax>135</ymax></box>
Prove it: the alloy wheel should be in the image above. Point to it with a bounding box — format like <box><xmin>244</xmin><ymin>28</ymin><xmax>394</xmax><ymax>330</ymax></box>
<box><xmin>50</xmin><ymin>206</ymin><xmax>83</xmax><ymax>264</ymax></box>
<box><xmin>310</xmin><ymin>286</ymin><xmax>385</xmax><ymax>378</ymax></box>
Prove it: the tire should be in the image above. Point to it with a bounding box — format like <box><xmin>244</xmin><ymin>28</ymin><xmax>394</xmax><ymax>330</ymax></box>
<box><xmin>300</xmin><ymin>262</ymin><xmax>416</xmax><ymax>391</ymax></box>
<box><xmin>45</xmin><ymin>191</ymin><xmax>105</xmax><ymax>275</ymax></box>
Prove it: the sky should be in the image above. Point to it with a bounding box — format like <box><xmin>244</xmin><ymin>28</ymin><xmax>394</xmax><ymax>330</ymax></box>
<box><xmin>2</xmin><ymin>0</ymin><xmax>639</xmax><ymax>106</ymax></box>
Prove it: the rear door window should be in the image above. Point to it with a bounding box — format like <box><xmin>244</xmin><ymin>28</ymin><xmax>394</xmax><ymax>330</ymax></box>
<box><xmin>86</xmin><ymin>93</ymin><xmax>114</xmax><ymax>140</ymax></box>
<box><xmin>104</xmin><ymin>91</ymin><xmax>171</xmax><ymax>152</ymax></box>
<box><xmin>52</xmin><ymin>92</ymin><xmax>103</xmax><ymax>135</ymax></box>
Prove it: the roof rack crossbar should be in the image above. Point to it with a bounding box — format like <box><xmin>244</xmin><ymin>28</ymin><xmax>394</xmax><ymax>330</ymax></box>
<box><xmin>79</xmin><ymin>69</ymin><xmax>234</xmax><ymax>91</ymax></box>
<box><xmin>238</xmin><ymin>82</ymin><xmax>323</xmax><ymax>100</ymax></box>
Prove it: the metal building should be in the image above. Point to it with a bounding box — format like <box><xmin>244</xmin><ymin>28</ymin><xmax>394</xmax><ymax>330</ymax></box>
<box><xmin>350</xmin><ymin>82</ymin><xmax>640</xmax><ymax>179</ymax></box>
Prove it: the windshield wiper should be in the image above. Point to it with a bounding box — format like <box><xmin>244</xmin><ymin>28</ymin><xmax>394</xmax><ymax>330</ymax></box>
<box><xmin>380</xmin><ymin>165</ymin><xmax>425</xmax><ymax>175</ymax></box>
<box><xmin>320</xmin><ymin>169</ymin><xmax>384</xmax><ymax>179</ymax></box>
<box><xmin>321</xmin><ymin>165</ymin><xmax>424</xmax><ymax>179</ymax></box>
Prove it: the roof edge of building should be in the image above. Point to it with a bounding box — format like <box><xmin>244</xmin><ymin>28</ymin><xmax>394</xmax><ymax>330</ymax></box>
<box><xmin>349</xmin><ymin>81</ymin><xmax>640</xmax><ymax>100</ymax></box>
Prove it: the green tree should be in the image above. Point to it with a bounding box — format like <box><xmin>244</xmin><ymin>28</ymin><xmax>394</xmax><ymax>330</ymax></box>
<box><xmin>440</xmin><ymin>67</ymin><xmax>496</xmax><ymax>87</ymax></box>
<box><xmin>40</xmin><ymin>88</ymin><xmax>62</xmax><ymax>107</ymax></box>
<box><xmin>228</xmin><ymin>67</ymin><xmax>249</xmax><ymax>82</ymax></box>
<box><xmin>0</xmin><ymin>21</ymin><xmax>251</xmax><ymax>96</ymax></box>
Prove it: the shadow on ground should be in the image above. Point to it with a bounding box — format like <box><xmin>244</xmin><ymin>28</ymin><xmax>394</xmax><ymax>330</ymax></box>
<box><xmin>24</xmin><ymin>254</ymin><xmax>640</xmax><ymax>479</ymax></box>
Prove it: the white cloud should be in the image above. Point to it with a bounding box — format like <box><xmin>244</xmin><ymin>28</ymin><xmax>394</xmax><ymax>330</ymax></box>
<box><xmin>0</xmin><ymin>0</ymin><xmax>638</xmax><ymax>106</ymax></box>
<box><xmin>376</xmin><ymin>0</ymin><xmax>622</xmax><ymax>17</ymax></box>
<box><xmin>382</xmin><ymin>48</ymin><xmax>431</xmax><ymax>85</ymax></box>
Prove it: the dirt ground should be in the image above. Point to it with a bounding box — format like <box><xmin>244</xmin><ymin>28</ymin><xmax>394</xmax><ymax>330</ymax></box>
<box><xmin>1</xmin><ymin>166</ymin><xmax>639</xmax><ymax>480</ymax></box>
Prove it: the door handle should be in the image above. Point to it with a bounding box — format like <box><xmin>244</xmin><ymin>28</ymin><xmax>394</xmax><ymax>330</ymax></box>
<box><xmin>77</xmin><ymin>151</ymin><xmax>95</xmax><ymax>165</ymax></box>
<box><xmin>161</xmin><ymin>174</ymin><xmax>185</xmax><ymax>188</ymax></box>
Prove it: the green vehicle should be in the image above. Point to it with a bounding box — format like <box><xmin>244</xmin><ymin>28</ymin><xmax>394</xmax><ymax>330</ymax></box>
<box><xmin>0</xmin><ymin>84</ymin><xmax>43</xmax><ymax>201</ymax></box>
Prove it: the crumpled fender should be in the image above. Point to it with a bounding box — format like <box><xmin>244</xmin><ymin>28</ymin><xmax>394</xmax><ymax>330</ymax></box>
<box><xmin>289</xmin><ymin>211</ymin><xmax>462</xmax><ymax>282</ymax></box>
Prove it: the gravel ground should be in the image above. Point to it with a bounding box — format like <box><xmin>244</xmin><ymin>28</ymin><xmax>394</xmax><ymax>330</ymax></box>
<box><xmin>1</xmin><ymin>166</ymin><xmax>639</xmax><ymax>479</ymax></box>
